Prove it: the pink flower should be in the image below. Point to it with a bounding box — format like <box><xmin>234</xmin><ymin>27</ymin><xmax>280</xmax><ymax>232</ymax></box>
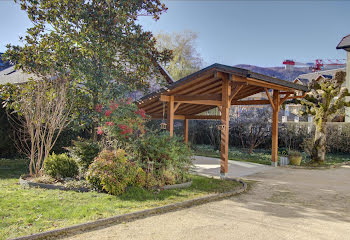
<box><xmin>109</xmin><ymin>102</ymin><xmax>119</xmax><ymax>111</ymax></box>
<box><xmin>97</xmin><ymin>127</ymin><xmax>104</xmax><ymax>135</ymax></box>
<box><xmin>105</xmin><ymin>121</ymin><xmax>114</xmax><ymax>126</ymax></box>
<box><xmin>95</xmin><ymin>104</ymin><xmax>103</xmax><ymax>113</ymax></box>
<box><xmin>105</xmin><ymin>110</ymin><xmax>112</xmax><ymax>117</ymax></box>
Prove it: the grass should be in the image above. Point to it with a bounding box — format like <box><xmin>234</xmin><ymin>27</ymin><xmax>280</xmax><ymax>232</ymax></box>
<box><xmin>193</xmin><ymin>145</ymin><xmax>350</xmax><ymax>166</ymax></box>
<box><xmin>0</xmin><ymin>158</ymin><xmax>240</xmax><ymax>240</ymax></box>
<box><xmin>194</xmin><ymin>145</ymin><xmax>272</xmax><ymax>165</ymax></box>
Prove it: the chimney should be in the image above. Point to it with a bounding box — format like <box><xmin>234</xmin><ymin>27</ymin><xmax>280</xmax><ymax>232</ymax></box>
<box><xmin>336</xmin><ymin>35</ymin><xmax>350</xmax><ymax>122</ymax></box>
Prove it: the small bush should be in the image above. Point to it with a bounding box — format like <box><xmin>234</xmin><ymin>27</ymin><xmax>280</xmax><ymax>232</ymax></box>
<box><xmin>288</xmin><ymin>150</ymin><xmax>302</xmax><ymax>157</ymax></box>
<box><xmin>133</xmin><ymin>132</ymin><xmax>193</xmax><ymax>185</ymax></box>
<box><xmin>86</xmin><ymin>149</ymin><xmax>146</xmax><ymax>195</ymax></box>
<box><xmin>44</xmin><ymin>153</ymin><xmax>79</xmax><ymax>179</ymax></box>
<box><xmin>67</xmin><ymin>138</ymin><xmax>101</xmax><ymax>172</ymax></box>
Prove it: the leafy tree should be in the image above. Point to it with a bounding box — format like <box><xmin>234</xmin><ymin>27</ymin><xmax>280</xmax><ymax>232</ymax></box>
<box><xmin>299</xmin><ymin>71</ymin><xmax>349</xmax><ymax>164</ymax></box>
<box><xmin>3</xmin><ymin>0</ymin><xmax>172</xmax><ymax>139</ymax></box>
<box><xmin>156</xmin><ymin>30</ymin><xmax>203</xmax><ymax>81</ymax></box>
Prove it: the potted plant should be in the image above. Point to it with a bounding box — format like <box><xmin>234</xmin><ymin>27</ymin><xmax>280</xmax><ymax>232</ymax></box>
<box><xmin>288</xmin><ymin>150</ymin><xmax>302</xmax><ymax>166</ymax></box>
<box><xmin>279</xmin><ymin>149</ymin><xmax>289</xmax><ymax>166</ymax></box>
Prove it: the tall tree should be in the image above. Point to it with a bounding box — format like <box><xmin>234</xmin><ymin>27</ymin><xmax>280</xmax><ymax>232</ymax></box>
<box><xmin>4</xmin><ymin>0</ymin><xmax>172</xmax><ymax>139</ymax></box>
<box><xmin>299</xmin><ymin>71</ymin><xmax>349</xmax><ymax>164</ymax></box>
<box><xmin>156</xmin><ymin>30</ymin><xmax>203</xmax><ymax>81</ymax></box>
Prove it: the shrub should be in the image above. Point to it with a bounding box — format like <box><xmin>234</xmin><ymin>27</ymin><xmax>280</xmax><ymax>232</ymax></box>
<box><xmin>86</xmin><ymin>149</ymin><xmax>146</xmax><ymax>195</ymax></box>
<box><xmin>134</xmin><ymin>132</ymin><xmax>193</xmax><ymax>185</ymax></box>
<box><xmin>288</xmin><ymin>150</ymin><xmax>302</xmax><ymax>158</ymax></box>
<box><xmin>67</xmin><ymin>138</ymin><xmax>101</xmax><ymax>172</ymax></box>
<box><xmin>44</xmin><ymin>153</ymin><xmax>79</xmax><ymax>179</ymax></box>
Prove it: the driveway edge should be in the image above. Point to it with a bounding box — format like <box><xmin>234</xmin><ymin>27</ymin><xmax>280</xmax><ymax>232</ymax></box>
<box><xmin>10</xmin><ymin>178</ymin><xmax>247</xmax><ymax>240</ymax></box>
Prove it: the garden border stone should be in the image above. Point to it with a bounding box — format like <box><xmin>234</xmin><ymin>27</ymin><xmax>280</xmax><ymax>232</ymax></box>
<box><xmin>19</xmin><ymin>176</ymin><xmax>90</xmax><ymax>192</ymax></box>
<box><xmin>11</xmin><ymin>178</ymin><xmax>247</xmax><ymax>240</ymax></box>
<box><xmin>19</xmin><ymin>177</ymin><xmax>193</xmax><ymax>192</ymax></box>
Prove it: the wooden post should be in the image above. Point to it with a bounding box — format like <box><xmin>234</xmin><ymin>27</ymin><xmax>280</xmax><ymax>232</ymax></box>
<box><xmin>184</xmin><ymin>119</ymin><xmax>189</xmax><ymax>144</ymax></box>
<box><xmin>271</xmin><ymin>90</ymin><xmax>280</xmax><ymax>166</ymax></box>
<box><xmin>167</xmin><ymin>96</ymin><xmax>174</xmax><ymax>137</ymax></box>
<box><xmin>220</xmin><ymin>75</ymin><xmax>231</xmax><ymax>178</ymax></box>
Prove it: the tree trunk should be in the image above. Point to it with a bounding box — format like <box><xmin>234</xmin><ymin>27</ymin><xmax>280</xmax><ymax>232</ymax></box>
<box><xmin>311</xmin><ymin>122</ymin><xmax>327</xmax><ymax>164</ymax></box>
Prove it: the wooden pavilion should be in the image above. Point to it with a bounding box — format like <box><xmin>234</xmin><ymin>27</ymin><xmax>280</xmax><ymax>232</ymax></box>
<box><xmin>137</xmin><ymin>64</ymin><xmax>308</xmax><ymax>177</ymax></box>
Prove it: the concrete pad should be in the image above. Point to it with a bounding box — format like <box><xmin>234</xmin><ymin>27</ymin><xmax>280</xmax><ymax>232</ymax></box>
<box><xmin>193</xmin><ymin>155</ymin><xmax>273</xmax><ymax>178</ymax></box>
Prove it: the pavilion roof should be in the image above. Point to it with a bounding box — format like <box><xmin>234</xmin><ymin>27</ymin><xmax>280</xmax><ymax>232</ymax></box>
<box><xmin>137</xmin><ymin>63</ymin><xmax>308</xmax><ymax>117</ymax></box>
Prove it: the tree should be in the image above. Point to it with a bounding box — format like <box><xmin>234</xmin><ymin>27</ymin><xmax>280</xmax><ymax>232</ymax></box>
<box><xmin>299</xmin><ymin>71</ymin><xmax>349</xmax><ymax>164</ymax></box>
<box><xmin>3</xmin><ymin>0</ymin><xmax>172</xmax><ymax>139</ymax></box>
<box><xmin>1</xmin><ymin>77</ymin><xmax>71</xmax><ymax>176</ymax></box>
<box><xmin>156</xmin><ymin>30</ymin><xmax>203</xmax><ymax>81</ymax></box>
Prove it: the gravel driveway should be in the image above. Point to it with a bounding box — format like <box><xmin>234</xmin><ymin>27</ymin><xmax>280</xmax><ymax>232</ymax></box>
<box><xmin>65</xmin><ymin>166</ymin><xmax>350</xmax><ymax>240</ymax></box>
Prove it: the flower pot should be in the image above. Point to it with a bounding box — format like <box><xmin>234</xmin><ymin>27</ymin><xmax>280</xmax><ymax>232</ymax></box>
<box><xmin>279</xmin><ymin>156</ymin><xmax>289</xmax><ymax>166</ymax></box>
<box><xmin>289</xmin><ymin>156</ymin><xmax>302</xmax><ymax>166</ymax></box>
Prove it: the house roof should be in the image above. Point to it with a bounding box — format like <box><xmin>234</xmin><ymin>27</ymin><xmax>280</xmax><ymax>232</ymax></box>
<box><xmin>295</xmin><ymin>68</ymin><xmax>346</xmax><ymax>85</ymax></box>
<box><xmin>137</xmin><ymin>63</ymin><xmax>308</xmax><ymax>117</ymax></box>
<box><xmin>336</xmin><ymin>34</ymin><xmax>350</xmax><ymax>51</ymax></box>
<box><xmin>0</xmin><ymin>66</ymin><xmax>37</xmax><ymax>85</ymax></box>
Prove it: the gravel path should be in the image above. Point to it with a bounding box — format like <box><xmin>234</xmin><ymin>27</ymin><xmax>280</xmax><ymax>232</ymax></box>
<box><xmin>65</xmin><ymin>166</ymin><xmax>350</xmax><ymax>240</ymax></box>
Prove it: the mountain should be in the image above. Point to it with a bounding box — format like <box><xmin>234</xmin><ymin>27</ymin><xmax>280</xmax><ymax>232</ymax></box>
<box><xmin>234</xmin><ymin>64</ymin><xmax>312</xmax><ymax>81</ymax></box>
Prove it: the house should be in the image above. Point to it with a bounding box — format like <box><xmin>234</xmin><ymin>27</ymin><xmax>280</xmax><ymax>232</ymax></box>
<box><xmin>336</xmin><ymin>34</ymin><xmax>350</xmax><ymax>122</ymax></box>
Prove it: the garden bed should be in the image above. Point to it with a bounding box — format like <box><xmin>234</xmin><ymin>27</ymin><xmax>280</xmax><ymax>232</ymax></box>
<box><xmin>19</xmin><ymin>175</ymin><xmax>193</xmax><ymax>193</ymax></box>
<box><xmin>1</xmin><ymin>158</ymin><xmax>241</xmax><ymax>240</ymax></box>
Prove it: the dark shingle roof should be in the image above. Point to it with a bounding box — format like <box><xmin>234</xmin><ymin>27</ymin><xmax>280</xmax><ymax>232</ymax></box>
<box><xmin>336</xmin><ymin>34</ymin><xmax>350</xmax><ymax>51</ymax></box>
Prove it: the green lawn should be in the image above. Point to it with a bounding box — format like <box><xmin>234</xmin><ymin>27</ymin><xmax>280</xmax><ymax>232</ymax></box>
<box><xmin>0</xmin><ymin>158</ymin><xmax>240</xmax><ymax>240</ymax></box>
<box><xmin>193</xmin><ymin>145</ymin><xmax>350</xmax><ymax>166</ymax></box>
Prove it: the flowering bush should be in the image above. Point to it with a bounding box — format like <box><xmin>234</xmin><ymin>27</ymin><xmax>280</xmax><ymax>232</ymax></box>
<box><xmin>95</xmin><ymin>99</ymin><xmax>148</xmax><ymax>145</ymax></box>
<box><xmin>86</xmin><ymin>149</ymin><xmax>146</xmax><ymax>195</ymax></box>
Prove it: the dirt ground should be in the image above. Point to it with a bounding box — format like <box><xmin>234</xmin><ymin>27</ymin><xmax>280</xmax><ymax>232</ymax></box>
<box><xmin>65</xmin><ymin>166</ymin><xmax>350</xmax><ymax>240</ymax></box>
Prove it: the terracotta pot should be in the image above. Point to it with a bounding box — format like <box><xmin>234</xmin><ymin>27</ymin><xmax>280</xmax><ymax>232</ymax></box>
<box><xmin>289</xmin><ymin>156</ymin><xmax>302</xmax><ymax>166</ymax></box>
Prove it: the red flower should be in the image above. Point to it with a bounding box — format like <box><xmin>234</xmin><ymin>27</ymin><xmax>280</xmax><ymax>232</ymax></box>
<box><xmin>97</xmin><ymin>126</ymin><xmax>104</xmax><ymax>135</ymax></box>
<box><xmin>109</xmin><ymin>102</ymin><xmax>119</xmax><ymax>111</ymax></box>
<box><xmin>126</xmin><ymin>97</ymin><xmax>133</xmax><ymax>104</ymax></box>
<box><xmin>118</xmin><ymin>124</ymin><xmax>132</xmax><ymax>135</ymax></box>
<box><xmin>95</xmin><ymin>104</ymin><xmax>103</xmax><ymax>113</ymax></box>
<box><xmin>105</xmin><ymin>110</ymin><xmax>112</xmax><ymax>117</ymax></box>
<box><xmin>105</xmin><ymin>122</ymin><xmax>114</xmax><ymax>126</ymax></box>
<box><xmin>135</xmin><ymin>109</ymin><xmax>146</xmax><ymax>119</ymax></box>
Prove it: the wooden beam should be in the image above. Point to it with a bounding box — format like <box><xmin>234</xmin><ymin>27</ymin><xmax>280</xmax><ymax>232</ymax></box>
<box><xmin>231</xmin><ymin>99</ymin><xmax>270</xmax><ymax>105</ymax></box>
<box><xmin>280</xmin><ymin>93</ymin><xmax>291</xmax><ymax>105</ymax></box>
<box><xmin>265</xmin><ymin>88</ymin><xmax>275</xmax><ymax>110</ymax></box>
<box><xmin>160</xmin><ymin>94</ymin><xmax>222</xmax><ymax>106</ymax></box>
<box><xmin>150</xmin><ymin>114</ymin><xmax>185</xmax><ymax>120</ymax></box>
<box><xmin>174</xmin><ymin>102</ymin><xmax>181</xmax><ymax>112</ymax></box>
<box><xmin>184</xmin><ymin>119</ymin><xmax>189</xmax><ymax>144</ymax></box>
<box><xmin>229</xmin><ymin>85</ymin><xmax>244</xmax><ymax>102</ymax></box>
<box><xmin>167</xmin><ymin>72</ymin><xmax>216</xmax><ymax>95</ymax></box>
<box><xmin>160</xmin><ymin>95</ymin><xmax>170</xmax><ymax>102</ymax></box>
<box><xmin>174</xmin><ymin>94</ymin><xmax>221</xmax><ymax>101</ymax></box>
<box><xmin>220</xmin><ymin>74</ymin><xmax>230</xmax><ymax>177</ymax></box>
<box><xmin>185</xmin><ymin>115</ymin><xmax>221</xmax><ymax>120</ymax></box>
<box><xmin>271</xmin><ymin>90</ymin><xmax>280</xmax><ymax>166</ymax></box>
<box><xmin>177</xmin><ymin>100</ymin><xmax>222</xmax><ymax>106</ymax></box>
<box><xmin>233</xmin><ymin>76</ymin><xmax>293</xmax><ymax>92</ymax></box>
<box><xmin>167</xmin><ymin>96</ymin><xmax>174</xmax><ymax>137</ymax></box>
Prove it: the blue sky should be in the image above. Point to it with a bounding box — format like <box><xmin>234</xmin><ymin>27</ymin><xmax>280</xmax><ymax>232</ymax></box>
<box><xmin>1</xmin><ymin>0</ymin><xmax>349</xmax><ymax>67</ymax></box>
